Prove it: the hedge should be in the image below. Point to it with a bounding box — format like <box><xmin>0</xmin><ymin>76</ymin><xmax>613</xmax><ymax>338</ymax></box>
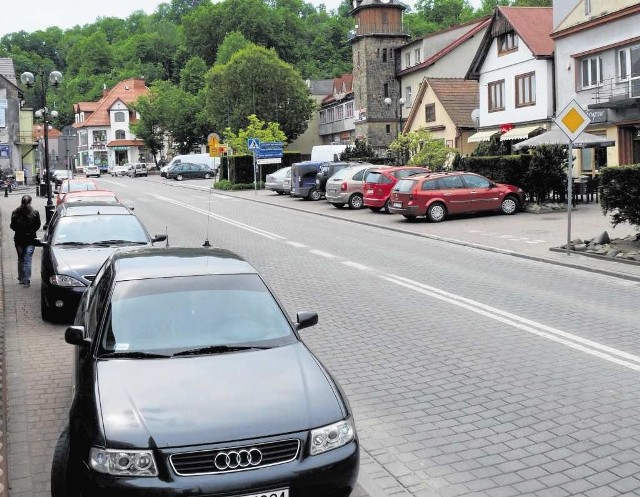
<box><xmin>455</xmin><ymin>155</ymin><xmax>531</xmax><ymax>188</ymax></box>
<box><xmin>600</xmin><ymin>164</ymin><xmax>640</xmax><ymax>228</ymax></box>
<box><xmin>218</xmin><ymin>151</ymin><xmax>302</xmax><ymax>184</ymax></box>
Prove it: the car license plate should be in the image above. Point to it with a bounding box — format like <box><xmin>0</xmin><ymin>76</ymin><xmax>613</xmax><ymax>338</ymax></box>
<box><xmin>237</xmin><ymin>490</ymin><xmax>288</xmax><ymax>497</ymax></box>
<box><xmin>392</xmin><ymin>202</ymin><xmax>402</xmax><ymax>208</ymax></box>
<box><xmin>367</xmin><ymin>189</ymin><xmax>373</xmax><ymax>194</ymax></box>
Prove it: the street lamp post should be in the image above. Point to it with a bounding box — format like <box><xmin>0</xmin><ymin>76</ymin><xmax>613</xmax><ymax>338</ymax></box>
<box><xmin>20</xmin><ymin>70</ymin><xmax>63</xmax><ymax>225</ymax></box>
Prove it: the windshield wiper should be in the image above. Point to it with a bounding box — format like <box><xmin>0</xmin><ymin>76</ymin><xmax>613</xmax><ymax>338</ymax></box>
<box><xmin>92</xmin><ymin>240</ymin><xmax>148</xmax><ymax>246</ymax></box>
<box><xmin>100</xmin><ymin>351</ymin><xmax>171</xmax><ymax>359</ymax></box>
<box><xmin>173</xmin><ymin>345</ymin><xmax>269</xmax><ymax>357</ymax></box>
<box><xmin>54</xmin><ymin>241</ymin><xmax>91</xmax><ymax>246</ymax></box>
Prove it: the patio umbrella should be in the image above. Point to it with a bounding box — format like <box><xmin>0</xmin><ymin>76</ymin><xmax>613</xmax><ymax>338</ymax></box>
<box><xmin>512</xmin><ymin>129</ymin><xmax>615</xmax><ymax>151</ymax></box>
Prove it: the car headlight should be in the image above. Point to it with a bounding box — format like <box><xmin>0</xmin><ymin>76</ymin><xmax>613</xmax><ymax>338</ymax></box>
<box><xmin>310</xmin><ymin>418</ymin><xmax>355</xmax><ymax>455</ymax></box>
<box><xmin>89</xmin><ymin>448</ymin><xmax>158</xmax><ymax>476</ymax></box>
<box><xmin>49</xmin><ymin>275</ymin><xmax>85</xmax><ymax>287</ymax></box>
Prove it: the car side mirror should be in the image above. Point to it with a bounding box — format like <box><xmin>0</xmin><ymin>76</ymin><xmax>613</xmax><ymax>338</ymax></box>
<box><xmin>152</xmin><ymin>234</ymin><xmax>167</xmax><ymax>243</ymax></box>
<box><xmin>296</xmin><ymin>311</ymin><xmax>318</xmax><ymax>331</ymax></box>
<box><xmin>65</xmin><ymin>326</ymin><xmax>90</xmax><ymax>347</ymax></box>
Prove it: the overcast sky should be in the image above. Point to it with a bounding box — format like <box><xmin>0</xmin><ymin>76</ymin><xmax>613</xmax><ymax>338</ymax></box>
<box><xmin>1</xmin><ymin>0</ymin><xmax>483</xmax><ymax>38</ymax></box>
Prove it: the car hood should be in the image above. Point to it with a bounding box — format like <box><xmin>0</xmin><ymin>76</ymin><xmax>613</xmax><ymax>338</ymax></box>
<box><xmin>97</xmin><ymin>343</ymin><xmax>346</xmax><ymax>448</ymax></box>
<box><xmin>50</xmin><ymin>246</ymin><xmax>125</xmax><ymax>282</ymax></box>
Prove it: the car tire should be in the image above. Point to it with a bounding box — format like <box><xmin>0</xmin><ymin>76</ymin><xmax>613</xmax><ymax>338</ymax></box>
<box><xmin>501</xmin><ymin>195</ymin><xmax>518</xmax><ymax>215</ymax></box>
<box><xmin>348</xmin><ymin>194</ymin><xmax>363</xmax><ymax>209</ymax></box>
<box><xmin>176</xmin><ymin>174</ymin><xmax>183</xmax><ymax>181</ymax></box>
<box><xmin>427</xmin><ymin>202</ymin><xmax>446</xmax><ymax>222</ymax></box>
<box><xmin>276</xmin><ymin>191</ymin><xmax>285</xmax><ymax>195</ymax></box>
<box><xmin>204</xmin><ymin>173</ymin><xmax>211</xmax><ymax>179</ymax></box>
<box><xmin>332</xmin><ymin>203</ymin><xmax>345</xmax><ymax>209</ymax></box>
<box><xmin>51</xmin><ymin>425</ymin><xmax>79</xmax><ymax>497</ymax></box>
<box><xmin>308</xmin><ymin>188</ymin><xmax>322</xmax><ymax>201</ymax></box>
<box><xmin>369</xmin><ymin>206</ymin><xmax>382</xmax><ymax>212</ymax></box>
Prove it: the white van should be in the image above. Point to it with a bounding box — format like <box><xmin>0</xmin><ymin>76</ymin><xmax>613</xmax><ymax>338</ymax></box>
<box><xmin>165</xmin><ymin>154</ymin><xmax>219</xmax><ymax>173</ymax></box>
<box><xmin>310</xmin><ymin>145</ymin><xmax>347</xmax><ymax>162</ymax></box>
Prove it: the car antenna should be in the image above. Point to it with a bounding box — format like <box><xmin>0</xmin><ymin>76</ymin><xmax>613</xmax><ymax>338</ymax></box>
<box><xmin>202</xmin><ymin>185</ymin><xmax>213</xmax><ymax>247</ymax></box>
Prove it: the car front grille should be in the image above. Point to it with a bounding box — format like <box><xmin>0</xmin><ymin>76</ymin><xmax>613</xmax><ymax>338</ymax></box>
<box><xmin>170</xmin><ymin>439</ymin><xmax>300</xmax><ymax>476</ymax></box>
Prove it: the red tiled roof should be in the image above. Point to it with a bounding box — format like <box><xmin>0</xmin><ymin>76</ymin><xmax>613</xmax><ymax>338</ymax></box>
<box><xmin>427</xmin><ymin>79</ymin><xmax>479</xmax><ymax>128</ymax></box>
<box><xmin>72</xmin><ymin>78</ymin><xmax>148</xmax><ymax>129</ymax></box>
<box><xmin>106</xmin><ymin>139</ymin><xmax>145</xmax><ymax>147</ymax></box>
<box><xmin>498</xmin><ymin>6</ymin><xmax>553</xmax><ymax>57</ymax></box>
<box><xmin>32</xmin><ymin>125</ymin><xmax>62</xmax><ymax>140</ymax></box>
<box><xmin>322</xmin><ymin>73</ymin><xmax>354</xmax><ymax>104</ymax></box>
<box><xmin>74</xmin><ymin>102</ymin><xmax>99</xmax><ymax>112</ymax></box>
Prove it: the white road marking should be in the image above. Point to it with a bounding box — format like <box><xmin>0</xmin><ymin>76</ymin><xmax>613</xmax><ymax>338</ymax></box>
<box><xmin>382</xmin><ymin>273</ymin><xmax>640</xmax><ymax>372</ymax></box>
<box><xmin>342</xmin><ymin>261</ymin><xmax>373</xmax><ymax>272</ymax></box>
<box><xmin>525</xmin><ymin>240</ymin><xmax>547</xmax><ymax>244</ymax></box>
<box><xmin>287</xmin><ymin>241</ymin><xmax>308</xmax><ymax>249</ymax></box>
<box><xmin>309</xmin><ymin>250</ymin><xmax>337</xmax><ymax>259</ymax></box>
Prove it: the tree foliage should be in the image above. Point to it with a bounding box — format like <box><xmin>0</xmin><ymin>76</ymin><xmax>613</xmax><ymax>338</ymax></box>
<box><xmin>388</xmin><ymin>129</ymin><xmax>456</xmax><ymax>169</ymax></box>
<box><xmin>222</xmin><ymin>114</ymin><xmax>286</xmax><ymax>155</ymax></box>
<box><xmin>340</xmin><ymin>139</ymin><xmax>377</xmax><ymax>161</ymax></box>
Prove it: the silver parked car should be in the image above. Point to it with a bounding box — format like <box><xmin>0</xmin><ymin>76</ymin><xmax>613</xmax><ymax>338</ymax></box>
<box><xmin>282</xmin><ymin>168</ymin><xmax>292</xmax><ymax>195</ymax></box>
<box><xmin>265</xmin><ymin>166</ymin><xmax>291</xmax><ymax>195</ymax></box>
<box><xmin>325</xmin><ymin>164</ymin><xmax>383</xmax><ymax>209</ymax></box>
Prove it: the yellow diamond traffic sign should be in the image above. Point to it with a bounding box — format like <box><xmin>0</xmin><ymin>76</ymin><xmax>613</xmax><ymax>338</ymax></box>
<box><xmin>555</xmin><ymin>99</ymin><xmax>591</xmax><ymax>142</ymax></box>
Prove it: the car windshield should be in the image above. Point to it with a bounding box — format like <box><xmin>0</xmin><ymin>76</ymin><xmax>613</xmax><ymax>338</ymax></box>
<box><xmin>394</xmin><ymin>179</ymin><xmax>418</xmax><ymax>193</ymax></box>
<box><xmin>51</xmin><ymin>215</ymin><xmax>149</xmax><ymax>245</ymax></box>
<box><xmin>365</xmin><ymin>171</ymin><xmax>383</xmax><ymax>184</ymax></box>
<box><xmin>100</xmin><ymin>274</ymin><xmax>295</xmax><ymax>354</ymax></box>
<box><xmin>61</xmin><ymin>181</ymin><xmax>97</xmax><ymax>193</ymax></box>
<box><xmin>330</xmin><ymin>168</ymin><xmax>352</xmax><ymax>181</ymax></box>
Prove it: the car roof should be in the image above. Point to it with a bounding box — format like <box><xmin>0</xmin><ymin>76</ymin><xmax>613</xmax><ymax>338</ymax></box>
<box><xmin>62</xmin><ymin>190</ymin><xmax>118</xmax><ymax>201</ymax></box>
<box><xmin>59</xmin><ymin>202</ymin><xmax>132</xmax><ymax>217</ymax></box>
<box><xmin>111</xmin><ymin>247</ymin><xmax>257</xmax><ymax>281</ymax></box>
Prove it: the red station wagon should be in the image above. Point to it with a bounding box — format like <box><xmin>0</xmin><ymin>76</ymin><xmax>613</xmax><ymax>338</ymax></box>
<box><xmin>388</xmin><ymin>171</ymin><xmax>525</xmax><ymax>222</ymax></box>
<box><xmin>363</xmin><ymin>166</ymin><xmax>431</xmax><ymax>213</ymax></box>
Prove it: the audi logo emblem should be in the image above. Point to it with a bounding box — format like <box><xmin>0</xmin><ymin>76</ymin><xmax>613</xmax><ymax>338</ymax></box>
<box><xmin>214</xmin><ymin>448</ymin><xmax>263</xmax><ymax>470</ymax></box>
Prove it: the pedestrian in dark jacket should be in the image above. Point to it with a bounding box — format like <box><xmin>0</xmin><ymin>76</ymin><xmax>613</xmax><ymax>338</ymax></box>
<box><xmin>10</xmin><ymin>195</ymin><xmax>41</xmax><ymax>287</ymax></box>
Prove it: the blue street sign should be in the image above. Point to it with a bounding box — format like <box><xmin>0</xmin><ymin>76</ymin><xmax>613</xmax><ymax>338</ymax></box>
<box><xmin>247</xmin><ymin>138</ymin><xmax>261</xmax><ymax>151</ymax></box>
<box><xmin>257</xmin><ymin>141</ymin><xmax>283</xmax><ymax>159</ymax></box>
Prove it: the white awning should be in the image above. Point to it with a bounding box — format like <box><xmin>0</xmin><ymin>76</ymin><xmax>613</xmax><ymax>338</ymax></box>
<box><xmin>500</xmin><ymin>125</ymin><xmax>545</xmax><ymax>141</ymax></box>
<box><xmin>467</xmin><ymin>129</ymin><xmax>500</xmax><ymax>143</ymax></box>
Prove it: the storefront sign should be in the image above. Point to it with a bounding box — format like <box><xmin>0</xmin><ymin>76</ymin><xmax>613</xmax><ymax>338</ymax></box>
<box><xmin>0</xmin><ymin>145</ymin><xmax>9</xmax><ymax>158</ymax></box>
<box><xmin>586</xmin><ymin>109</ymin><xmax>607</xmax><ymax>123</ymax></box>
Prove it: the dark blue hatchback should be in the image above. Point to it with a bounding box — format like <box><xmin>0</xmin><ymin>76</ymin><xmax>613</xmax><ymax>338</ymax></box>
<box><xmin>290</xmin><ymin>161</ymin><xmax>325</xmax><ymax>200</ymax></box>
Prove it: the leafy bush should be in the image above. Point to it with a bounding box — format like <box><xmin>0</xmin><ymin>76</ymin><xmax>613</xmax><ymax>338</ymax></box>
<box><xmin>600</xmin><ymin>165</ymin><xmax>640</xmax><ymax>228</ymax></box>
<box><xmin>522</xmin><ymin>145</ymin><xmax>567</xmax><ymax>203</ymax></box>
<box><xmin>340</xmin><ymin>139</ymin><xmax>377</xmax><ymax>162</ymax></box>
<box><xmin>455</xmin><ymin>155</ymin><xmax>530</xmax><ymax>188</ymax></box>
<box><xmin>213</xmin><ymin>180</ymin><xmax>233</xmax><ymax>190</ymax></box>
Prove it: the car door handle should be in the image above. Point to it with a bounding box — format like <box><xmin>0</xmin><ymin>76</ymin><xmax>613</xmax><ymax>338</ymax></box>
<box><xmin>469</xmin><ymin>191</ymin><xmax>477</xmax><ymax>194</ymax></box>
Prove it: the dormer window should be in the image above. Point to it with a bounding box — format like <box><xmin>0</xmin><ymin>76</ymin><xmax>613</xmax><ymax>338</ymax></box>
<box><xmin>114</xmin><ymin>111</ymin><xmax>125</xmax><ymax>122</ymax></box>
<box><xmin>498</xmin><ymin>31</ymin><xmax>518</xmax><ymax>54</ymax></box>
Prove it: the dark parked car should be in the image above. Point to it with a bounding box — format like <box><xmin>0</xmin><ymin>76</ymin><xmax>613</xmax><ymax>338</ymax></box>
<box><xmin>290</xmin><ymin>161</ymin><xmax>325</xmax><ymax>200</ymax></box>
<box><xmin>166</xmin><ymin>162</ymin><xmax>213</xmax><ymax>181</ymax></box>
<box><xmin>314</xmin><ymin>162</ymin><xmax>362</xmax><ymax>197</ymax></box>
<box><xmin>53</xmin><ymin>247</ymin><xmax>359</xmax><ymax>497</ymax></box>
<box><xmin>40</xmin><ymin>202</ymin><xmax>166</xmax><ymax>323</ymax></box>
<box><xmin>389</xmin><ymin>171</ymin><xmax>525</xmax><ymax>221</ymax></box>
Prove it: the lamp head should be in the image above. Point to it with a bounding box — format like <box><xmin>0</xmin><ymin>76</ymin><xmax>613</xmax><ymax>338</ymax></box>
<box><xmin>398</xmin><ymin>98</ymin><xmax>405</xmax><ymax>107</ymax></box>
<box><xmin>384</xmin><ymin>97</ymin><xmax>392</xmax><ymax>106</ymax></box>
<box><xmin>49</xmin><ymin>71</ymin><xmax>63</xmax><ymax>86</ymax></box>
<box><xmin>50</xmin><ymin>110</ymin><xmax>59</xmax><ymax>118</ymax></box>
<box><xmin>34</xmin><ymin>109</ymin><xmax>43</xmax><ymax>118</ymax></box>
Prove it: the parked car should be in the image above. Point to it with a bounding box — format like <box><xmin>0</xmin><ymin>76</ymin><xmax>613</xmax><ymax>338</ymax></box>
<box><xmin>55</xmin><ymin>179</ymin><xmax>98</xmax><ymax>205</ymax></box>
<box><xmin>165</xmin><ymin>162</ymin><xmax>214</xmax><ymax>181</ymax></box>
<box><xmin>324</xmin><ymin>164</ymin><xmax>386</xmax><ymax>210</ymax></box>
<box><xmin>363</xmin><ymin>166</ymin><xmax>431</xmax><ymax>213</ymax></box>
<box><xmin>110</xmin><ymin>165</ymin><xmax>129</xmax><ymax>177</ymax></box>
<box><xmin>290</xmin><ymin>161</ymin><xmax>325</xmax><ymax>200</ymax></box>
<box><xmin>53</xmin><ymin>246</ymin><xmax>359</xmax><ymax>497</ymax></box>
<box><xmin>315</xmin><ymin>162</ymin><xmax>362</xmax><ymax>197</ymax></box>
<box><xmin>39</xmin><ymin>202</ymin><xmax>166</xmax><ymax>323</ymax></box>
<box><xmin>265</xmin><ymin>166</ymin><xmax>291</xmax><ymax>194</ymax></box>
<box><xmin>85</xmin><ymin>165</ymin><xmax>101</xmax><ymax>178</ymax></box>
<box><xmin>282</xmin><ymin>168</ymin><xmax>292</xmax><ymax>195</ymax></box>
<box><xmin>388</xmin><ymin>171</ymin><xmax>525</xmax><ymax>222</ymax></box>
<box><xmin>127</xmin><ymin>163</ymin><xmax>148</xmax><ymax>177</ymax></box>
<box><xmin>59</xmin><ymin>190</ymin><xmax>120</xmax><ymax>206</ymax></box>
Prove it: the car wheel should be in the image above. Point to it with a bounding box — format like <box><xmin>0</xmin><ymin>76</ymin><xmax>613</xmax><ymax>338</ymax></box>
<box><xmin>176</xmin><ymin>174</ymin><xmax>183</xmax><ymax>181</ymax></box>
<box><xmin>332</xmin><ymin>203</ymin><xmax>345</xmax><ymax>209</ymax></box>
<box><xmin>501</xmin><ymin>195</ymin><xmax>518</xmax><ymax>215</ymax></box>
<box><xmin>348</xmin><ymin>194</ymin><xmax>363</xmax><ymax>209</ymax></box>
<box><xmin>308</xmin><ymin>188</ymin><xmax>322</xmax><ymax>201</ymax></box>
<box><xmin>276</xmin><ymin>191</ymin><xmax>285</xmax><ymax>195</ymax></box>
<box><xmin>369</xmin><ymin>206</ymin><xmax>382</xmax><ymax>212</ymax></box>
<box><xmin>51</xmin><ymin>425</ymin><xmax>79</xmax><ymax>497</ymax></box>
<box><xmin>427</xmin><ymin>202</ymin><xmax>446</xmax><ymax>222</ymax></box>
<box><xmin>204</xmin><ymin>173</ymin><xmax>211</xmax><ymax>179</ymax></box>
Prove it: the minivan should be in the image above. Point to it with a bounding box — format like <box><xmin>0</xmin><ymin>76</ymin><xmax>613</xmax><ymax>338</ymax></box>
<box><xmin>290</xmin><ymin>161</ymin><xmax>325</xmax><ymax>200</ymax></box>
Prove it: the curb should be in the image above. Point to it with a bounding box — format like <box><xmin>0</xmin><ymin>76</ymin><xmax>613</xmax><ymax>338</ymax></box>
<box><xmin>0</xmin><ymin>210</ymin><xmax>9</xmax><ymax>497</ymax></box>
<box><xmin>151</xmin><ymin>180</ymin><xmax>640</xmax><ymax>283</ymax></box>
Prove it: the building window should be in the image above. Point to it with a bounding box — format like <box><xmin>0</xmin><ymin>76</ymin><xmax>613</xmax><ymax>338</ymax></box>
<box><xmin>488</xmin><ymin>80</ymin><xmax>505</xmax><ymax>112</ymax></box>
<box><xmin>320</xmin><ymin>110</ymin><xmax>326</xmax><ymax>124</ymax></box>
<box><xmin>415</xmin><ymin>49</ymin><xmax>421</xmax><ymax>64</ymax></box>
<box><xmin>383</xmin><ymin>83</ymin><xmax>389</xmax><ymax>98</ymax></box>
<box><xmin>389</xmin><ymin>49</ymin><xmax>393</xmax><ymax>59</ymax></box>
<box><xmin>618</xmin><ymin>46</ymin><xmax>640</xmax><ymax>82</ymax></box>
<box><xmin>382</xmin><ymin>48</ymin><xmax>387</xmax><ymax>62</ymax></box>
<box><xmin>581</xmin><ymin>56</ymin><xmax>603</xmax><ymax>89</ymax></box>
<box><xmin>425</xmin><ymin>103</ymin><xmax>436</xmax><ymax>122</ymax></box>
<box><xmin>345</xmin><ymin>101</ymin><xmax>354</xmax><ymax>118</ymax></box>
<box><xmin>93</xmin><ymin>130</ymin><xmax>107</xmax><ymax>144</ymax></box>
<box><xmin>114</xmin><ymin>111</ymin><xmax>125</xmax><ymax>122</ymax></box>
<box><xmin>405</xmin><ymin>86</ymin><xmax>412</xmax><ymax>106</ymax></box>
<box><xmin>115</xmin><ymin>129</ymin><xmax>126</xmax><ymax>140</ymax></box>
<box><xmin>327</xmin><ymin>108</ymin><xmax>335</xmax><ymax>122</ymax></box>
<box><xmin>585</xmin><ymin>0</ymin><xmax>591</xmax><ymax>15</ymax></box>
<box><xmin>405</xmin><ymin>53</ymin><xmax>411</xmax><ymax>68</ymax></box>
<box><xmin>382</xmin><ymin>12</ymin><xmax>388</xmax><ymax>24</ymax></box>
<box><xmin>386</xmin><ymin>125</ymin><xmax>391</xmax><ymax>134</ymax></box>
<box><xmin>498</xmin><ymin>32</ymin><xmax>518</xmax><ymax>54</ymax></box>
<box><xmin>515</xmin><ymin>72</ymin><xmax>536</xmax><ymax>107</ymax></box>
<box><xmin>336</xmin><ymin>104</ymin><xmax>344</xmax><ymax>120</ymax></box>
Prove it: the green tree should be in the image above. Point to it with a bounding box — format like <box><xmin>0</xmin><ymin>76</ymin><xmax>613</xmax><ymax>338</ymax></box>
<box><xmin>388</xmin><ymin>129</ymin><xmax>455</xmax><ymax>168</ymax></box>
<box><xmin>222</xmin><ymin>114</ymin><xmax>286</xmax><ymax>155</ymax></box>
<box><xmin>522</xmin><ymin>145</ymin><xmax>566</xmax><ymax>203</ymax></box>
<box><xmin>130</xmin><ymin>92</ymin><xmax>165</xmax><ymax>163</ymax></box>
<box><xmin>66</xmin><ymin>30</ymin><xmax>113</xmax><ymax>76</ymax></box>
<box><xmin>340</xmin><ymin>139</ymin><xmax>377</xmax><ymax>161</ymax></box>
<box><xmin>204</xmin><ymin>44</ymin><xmax>314</xmax><ymax>141</ymax></box>
<box><xmin>215</xmin><ymin>31</ymin><xmax>251</xmax><ymax>66</ymax></box>
<box><xmin>180</xmin><ymin>56</ymin><xmax>208</xmax><ymax>94</ymax></box>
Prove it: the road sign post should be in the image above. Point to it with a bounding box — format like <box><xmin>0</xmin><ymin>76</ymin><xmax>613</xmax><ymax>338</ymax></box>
<box><xmin>555</xmin><ymin>100</ymin><xmax>591</xmax><ymax>256</ymax></box>
<box><xmin>247</xmin><ymin>138</ymin><xmax>261</xmax><ymax>195</ymax></box>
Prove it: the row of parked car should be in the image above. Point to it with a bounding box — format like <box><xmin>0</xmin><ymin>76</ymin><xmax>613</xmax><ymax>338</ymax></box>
<box><xmin>38</xmin><ymin>179</ymin><xmax>359</xmax><ymax>497</ymax></box>
<box><xmin>265</xmin><ymin>161</ymin><xmax>525</xmax><ymax>222</ymax></box>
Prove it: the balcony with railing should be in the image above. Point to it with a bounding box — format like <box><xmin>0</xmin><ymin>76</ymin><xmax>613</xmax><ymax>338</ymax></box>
<box><xmin>591</xmin><ymin>77</ymin><xmax>640</xmax><ymax>109</ymax></box>
<box><xmin>15</xmin><ymin>131</ymin><xmax>38</xmax><ymax>145</ymax></box>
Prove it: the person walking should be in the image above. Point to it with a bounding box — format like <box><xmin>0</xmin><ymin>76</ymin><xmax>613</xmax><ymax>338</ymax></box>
<box><xmin>10</xmin><ymin>195</ymin><xmax>41</xmax><ymax>287</ymax></box>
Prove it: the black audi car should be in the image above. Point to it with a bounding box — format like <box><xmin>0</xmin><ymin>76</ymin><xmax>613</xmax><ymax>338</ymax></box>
<box><xmin>40</xmin><ymin>202</ymin><xmax>166</xmax><ymax>322</ymax></box>
<box><xmin>53</xmin><ymin>247</ymin><xmax>359</xmax><ymax>497</ymax></box>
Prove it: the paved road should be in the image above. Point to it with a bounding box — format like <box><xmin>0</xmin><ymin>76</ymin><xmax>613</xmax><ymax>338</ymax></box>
<box><xmin>2</xmin><ymin>178</ymin><xmax>640</xmax><ymax>497</ymax></box>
